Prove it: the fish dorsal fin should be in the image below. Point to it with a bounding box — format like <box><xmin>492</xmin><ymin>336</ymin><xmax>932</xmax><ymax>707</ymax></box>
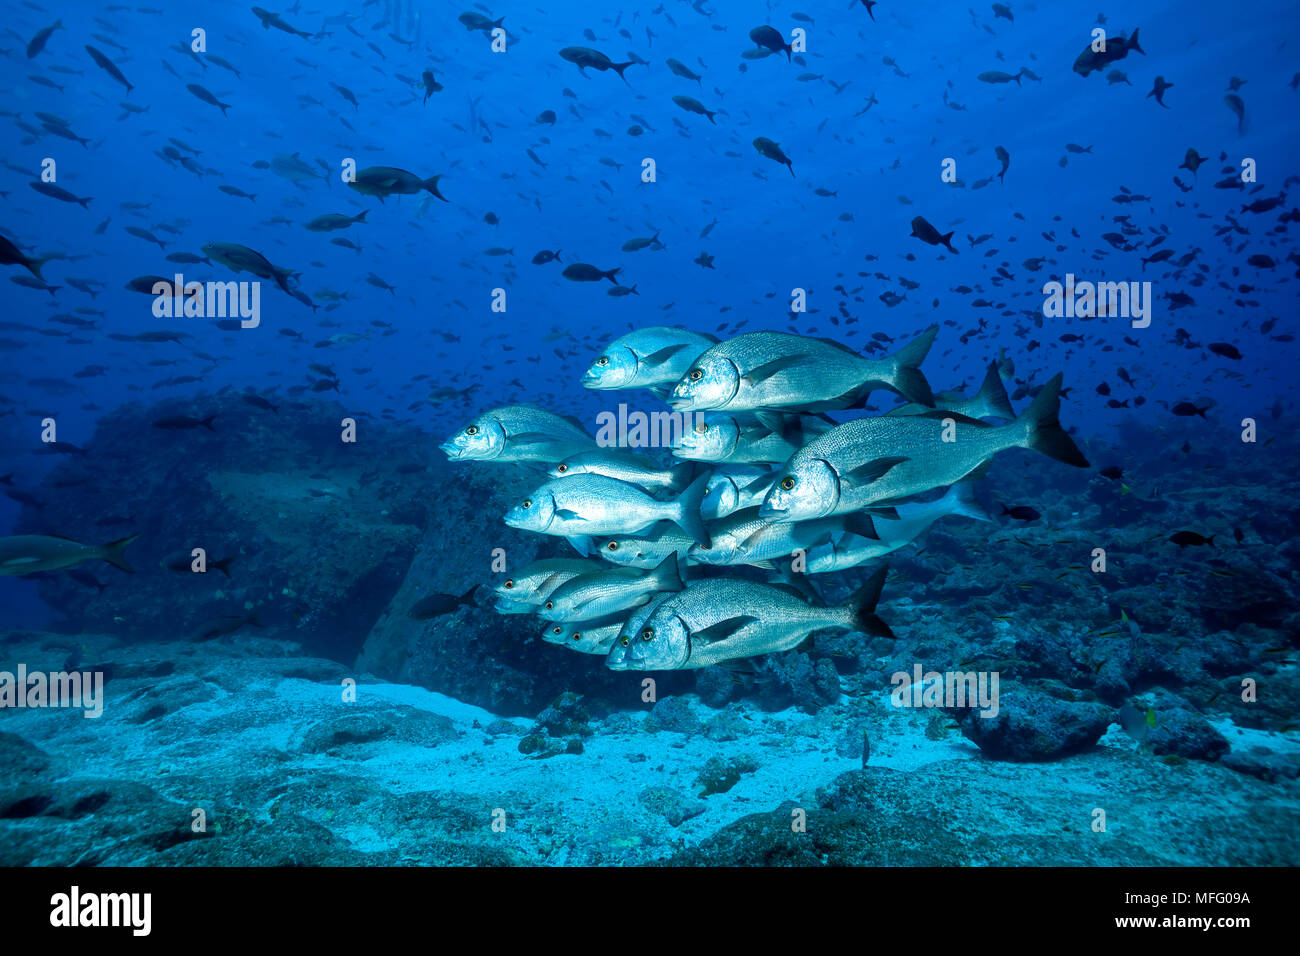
<box><xmin>840</xmin><ymin>456</ymin><xmax>908</xmax><ymax>488</ymax></box>
<box><xmin>692</xmin><ymin>615</ymin><xmax>759</xmax><ymax>644</ymax></box>
<box><xmin>915</xmin><ymin>409</ymin><xmax>993</xmax><ymax>428</ymax></box>
<box><xmin>741</xmin><ymin>354</ymin><xmax>814</xmax><ymax>387</ymax></box>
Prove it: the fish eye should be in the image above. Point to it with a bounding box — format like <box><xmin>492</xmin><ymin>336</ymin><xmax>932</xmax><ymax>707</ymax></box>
<box><xmin>780</xmin><ymin>476</ymin><xmax>796</xmax><ymax>491</ymax></box>
<box><xmin>619</xmin><ymin>636</ymin><xmax>629</xmax><ymax>646</ymax></box>
<box><xmin>689</xmin><ymin>368</ymin><xmax>703</xmax><ymax>381</ymax></box>
<box><xmin>641</xmin><ymin>627</ymin><xmax>655</xmax><ymax>641</ymax></box>
<box><xmin>607</xmin><ymin>541</ymin><xmax>619</xmax><ymax>551</ymax></box>
<box><xmin>699</xmin><ymin>543</ymin><xmax>711</xmax><ymax>551</ymax></box>
<box><xmin>596</xmin><ymin>356</ymin><xmax>609</xmax><ymax>366</ymax></box>
<box><xmin>466</xmin><ymin>425</ymin><xmax>479</xmax><ymax>435</ymax></box>
<box><xmin>556</xmin><ymin>463</ymin><xmax>567</xmax><ymax>473</ymax></box>
<box><xmin>522</xmin><ymin>499</ymin><xmax>532</xmax><ymax>508</ymax></box>
<box><xmin>551</xmin><ymin>626</ymin><xmax>562</xmax><ymax>635</ymax></box>
<box><xmin>503</xmin><ymin>579</ymin><xmax>514</xmax><ymax>589</ymax></box>
<box><xmin>571</xmin><ymin>632</ymin><xmax>582</xmax><ymax>641</ymax></box>
<box><xmin>694</xmin><ymin>422</ymin><xmax>708</xmax><ymax>434</ymax></box>
<box><xmin>544</xmin><ymin>601</ymin><xmax>554</xmax><ymax>610</ymax></box>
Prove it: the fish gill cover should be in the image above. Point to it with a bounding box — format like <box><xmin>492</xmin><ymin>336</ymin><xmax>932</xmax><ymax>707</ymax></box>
<box><xmin>0</xmin><ymin>0</ymin><xmax>1297</xmax><ymax>871</ymax></box>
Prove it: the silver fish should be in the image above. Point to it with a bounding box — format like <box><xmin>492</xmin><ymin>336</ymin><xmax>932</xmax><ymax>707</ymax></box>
<box><xmin>542</xmin><ymin>614</ymin><xmax>625</xmax><ymax>655</ymax></box>
<box><xmin>668</xmin><ymin>326</ymin><xmax>937</xmax><ymax>413</ymax></box>
<box><xmin>762</xmin><ymin>373</ymin><xmax>1089</xmax><ymax>522</ymax></box>
<box><xmin>701</xmin><ymin>464</ymin><xmax>776</xmax><ymax>519</ymax></box>
<box><xmin>593</xmin><ymin>524</ymin><xmax>698</xmax><ymax>569</ymax></box>
<box><xmin>605</xmin><ymin>592</ymin><xmax>675</xmax><ymax>670</ymax></box>
<box><xmin>582</xmin><ymin>326</ymin><xmax>718</xmax><ymax>392</ymax></box>
<box><xmin>539</xmin><ymin>553</ymin><xmax>684</xmax><ymax>622</ymax></box>
<box><xmin>804</xmin><ymin>483</ymin><xmax>992</xmax><ymax>573</ymax></box>
<box><xmin>505</xmin><ymin>473</ymin><xmax>711</xmax><ymax>545</ymax></box>
<box><xmin>491</xmin><ymin>557</ymin><xmax>599</xmax><ymax>606</ymax></box>
<box><xmin>441</xmin><ymin>404</ymin><xmax>597</xmax><ymax>462</ymax></box>
<box><xmin>550</xmin><ymin>448</ymin><xmax>694</xmax><ymax>491</ymax></box>
<box><xmin>611</xmin><ymin>568</ymin><xmax>893</xmax><ymax>670</ymax></box>
<box><xmin>691</xmin><ymin>508</ymin><xmax>878</xmax><ymax>567</ymax></box>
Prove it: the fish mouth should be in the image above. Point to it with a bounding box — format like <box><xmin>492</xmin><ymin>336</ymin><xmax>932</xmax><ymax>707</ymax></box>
<box><xmin>580</xmin><ymin>369</ymin><xmax>608</xmax><ymax>388</ymax></box>
<box><xmin>437</xmin><ymin>441</ymin><xmax>461</xmax><ymax>459</ymax></box>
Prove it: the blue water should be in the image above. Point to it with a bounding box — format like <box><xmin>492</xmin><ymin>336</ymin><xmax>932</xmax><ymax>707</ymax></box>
<box><xmin>0</xmin><ymin>0</ymin><xmax>1297</xmax><ymax>866</ymax></box>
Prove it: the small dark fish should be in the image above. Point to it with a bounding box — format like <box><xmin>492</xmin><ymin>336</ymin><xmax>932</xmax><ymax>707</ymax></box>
<box><xmin>1208</xmin><ymin>342</ymin><xmax>1241</xmax><ymax>360</ymax></box>
<box><xmin>532</xmin><ymin>249</ymin><xmax>563</xmax><ymax>264</ymax></box>
<box><xmin>1099</xmin><ymin>466</ymin><xmax>1124</xmax><ymax>481</ymax></box>
<box><xmin>408</xmin><ymin>586</ymin><xmax>478</xmax><ymax>620</ymax></box>
<box><xmin>85</xmin><ymin>44</ymin><xmax>133</xmax><ymax>92</ymax></box>
<box><xmin>1002</xmin><ymin>505</ymin><xmax>1041</xmax><ymax>521</ymax></box>
<box><xmin>1169</xmin><ymin>531</ymin><xmax>1214</xmax><ymax>548</ymax></box>
<box><xmin>909</xmin><ymin>216</ymin><xmax>958</xmax><ymax>254</ymax></box>
<box><xmin>562</xmin><ymin>263</ymin><xmax>621</xmax><ymax>283</ymax></box>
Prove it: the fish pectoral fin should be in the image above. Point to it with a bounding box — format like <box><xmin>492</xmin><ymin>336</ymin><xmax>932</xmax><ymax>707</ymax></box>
<box><xmin>693</xmin><ymin>616</ymin><xmax>760</xmax><ymax>644</ymax></box>
<box><xmin>840</xmin><ymin>456</ymin><xmax>909</xmax><ymax>488</ymax></box>
<box><xmin>646</xmin><ymin>384</ymin><xmax>673</xmax><ymax>401</ymax></box>
<box><xmin>741</xmin><ymin>353</ymin><xmax>816</xmax><ymax>386</ymax></box>
<box><xmin>642</xmin><ymin>343</ymin><xmax>691</xmax><ymax>365</ymax></box>
<box><xmin>841</xmin><ymin>512</ymin><xmax>879</xmax><ymax>541</ymax></box>
<box><xmin>555</xmin><ymin>509</ymin><xmax>586</xmax><ymax>521</ymax></box>
<box><xmin>865</xmin><ymin>506</ymin><xmax>901</xmax><ymax>520</ymax></box>
<box><xmin>751</xmin><ymin>410</ymin><xmax>788</xmax><ymax>434</ymax></box>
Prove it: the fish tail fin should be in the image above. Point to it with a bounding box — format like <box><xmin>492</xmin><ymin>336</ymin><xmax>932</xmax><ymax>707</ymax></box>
<box><xmin>1208</xmin><ymin>536</ymin><xmax>1216</xmax><ymax>547</ymax></box>
<box><xmin>788</xmin><ymin>162</ymin><xmax>796</xmax><ymax>178</ymax></box>
<box><xmin>355</xmin><ymin>209</ymin><xmax>368</xmax><ymax>223</ymax></box>
<box><xmin>604</xmin><ymin>267</ymin><xmax>622</xmax><ymax>283</ymax></box>
<box><xmin>555</xmin><ymin>249</ymin><xmax>562</xmax><ymax>262</ymax></box>
<box><xmin>100</xmin><ymin>534</ymin><xmax>140</xmax><ymax>574</ymax></box>
<box><xmin>784</xmin><ymin>44</ymin><xmax>792</xmax><ymax>61</ymax></box>
<box><xmin>888</xmin><ymin>323</ymin><xmax>938</xmax><ymax>406</ymax></box>
<box><xmin>1128</xmin><ymin>28</ymin><xmax>1144</xmax><ymax>55</ymax></box>
<box><xmin>78</xmin><ymin>197</ymin><xmax>93</xmax><ymax>209</ymax></box>
<box><xmin>459</xmin><ymin>584</ymin><xmax>478</xmax><ymax>605</ymax></box>
<box><xmin>1020</xmin><ymin>373</ymin><xmax>1090</xmax><ymax>467</ymax></box>
<box><xmin>423</xmin><ymin>175</ymin><xmax>448</xmax><ymax>201</ymax></box>
<box><xmin>27</xmin><ymin>257</ymin><xmax>51</xmax><ymax>280</ymax></box>
<box><xmin>612</xmin><ymin>61</ymin><xmax>635</xmax><ymax>85</ymax></box>
<box><xmin>650</xmin><ymin>552</ymin><xmax>685</xmax><ymax>592</ymax></box>
<box><xmin>202</xmin><ymin>415</ymin><xmax>217</xmax><ymax>431</ymax></box>
<box><xmin>973</xmin><ymin>361</ymin><xmax>1015</xmax><ymax>419</ymax></box>
<box><xmin>946</xmin><ymin>482</ymin><xmax>994</xmax><ymax>523</ymax></box>
<box><xmin>940</xmin><ymin>231</ymin><xmax>958</xmax><ymax>254</ymax></box>
<box><xmin>212</xmin><ymin>556</ymin><xmax>236</xmax><ymax>578</ymax></box>
<box><xmin>666</xmin><ymin>459</ymin><xmax>698</xmax><ymax>491</ymax></box>
<box><xmin>1013</xmin><ymin>70</ymin><xmax>1023</xmax><ymax>85</ymax></box>
<box><xmin>843</xmin><ymin>565</ymin><xmax>894</xmax><ymax>638</ymax></box>
<box><xmin>671</xmin><ymin>474</ymin><xmax>711</xmax><ymax>547</ymax></box>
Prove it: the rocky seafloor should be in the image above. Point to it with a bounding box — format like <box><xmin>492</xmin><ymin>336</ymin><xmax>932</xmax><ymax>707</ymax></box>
<box><xmin>1</xmin><ymin>629</ymin><xmax>1296</xmax><ymax>867</ymax></box>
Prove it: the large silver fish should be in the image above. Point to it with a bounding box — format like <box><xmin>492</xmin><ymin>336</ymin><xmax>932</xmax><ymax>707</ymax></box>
<box><xmin>610</xmin><ymin>568</ymin><xmax>893</xmax><ymax>670</ymax></box>
<box><xmin>539</xmin><ymin>553</ymin><xmax>683</xmax><ymax>621</ymax></box>
<box><xmin>761</xmin><ymin>374</ymin><xmax>1089</xmax><ymax>521</ymax></box>
<box><xmin>440</xmin><ymin>404</ymin><xmax>597</xmax><ymax>462</ymax></box>
<box><xmin>582</xmin><ymin>326</ymin><xmax>717</xmax><ymax>392</ymax></box>
<box><xmin>505</xmin><ymin>473</ymin><xmax>711</xmax><ymax>545</ymax></box>
<box><xmin>668</xmin><ymin>326</ymin><xmax>937</xmax><ymax>413</ymax></box>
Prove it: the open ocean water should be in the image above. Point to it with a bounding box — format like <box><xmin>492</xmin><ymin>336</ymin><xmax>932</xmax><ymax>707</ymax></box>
<box><xmin>0</xmin><ymin>0</ymin><xmax>1297</xmax><ymax>881</ymax></box>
